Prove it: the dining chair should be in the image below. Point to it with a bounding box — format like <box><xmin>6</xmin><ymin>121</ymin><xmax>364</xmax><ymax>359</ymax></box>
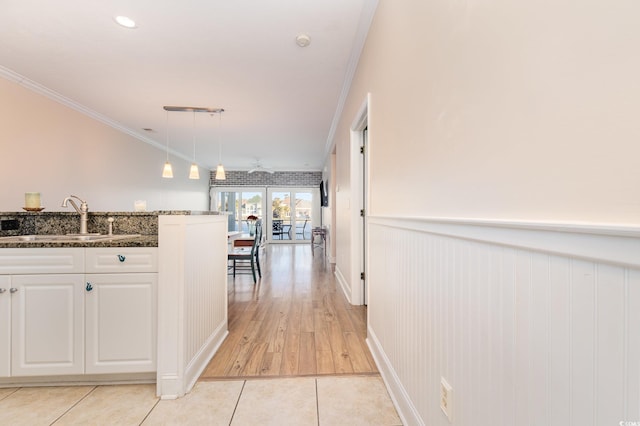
<box><xmin>296</xmin><ymin>219</ymin><xmax>308</xmax><ymax>240</ymax></box>
<box><xmin>228</xmin><ymin>220</ymin><xmax>262</xmax><ymax>283</ymax></box>
<box><xmin>282</xmin><ymin>222</ymin><xmax>292</xmax><ymax>240</ymax></box>
<box><xmin>272</xmin><ymin>219</ymin><xmax>284</xmax><ymax>240</ymax></box>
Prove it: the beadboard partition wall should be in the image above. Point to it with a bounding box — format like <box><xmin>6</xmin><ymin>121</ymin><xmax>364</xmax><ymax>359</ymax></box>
<box><xmin>366</xmin><ymin>216</ymin><xmax>640</xmax><ymax>426</ymax></box>
<box><xmin>156</xmin><ymin>214</ymin><xmax>228</xmax><ymax>399</ymax></box>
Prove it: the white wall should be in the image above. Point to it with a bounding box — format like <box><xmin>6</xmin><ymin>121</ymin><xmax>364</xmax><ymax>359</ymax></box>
<box><xmin>0</xmin><ymin>77</ymin><xmax>209</xmax><ymax>212</ymax></box>
<box><xmin>336</xmin><ymin>0</ymin><xmax>640</xmax><ymax>225</ymax></box>
<box><xmin>330</xmin><ymin>0</ymin><xmax>640</xmax><ymax>424</ymax></box>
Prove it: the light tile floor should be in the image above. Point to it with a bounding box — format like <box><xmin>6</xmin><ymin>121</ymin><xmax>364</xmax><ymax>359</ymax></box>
<box><xmin>0</xmin><ymin>375</ymin><xmax>402</xmax><ymax>425</ymax></box>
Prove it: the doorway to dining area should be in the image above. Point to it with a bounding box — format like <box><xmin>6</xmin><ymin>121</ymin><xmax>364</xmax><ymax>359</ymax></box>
<box><xmin>214</xmin><ymin>187</ymin><xmax>318</xmax><ymax>243</ymax></box>
<box><xmin>268</xmin><ymin>188</ymin><xmax>315</xmax><ymax>242</ymax></box>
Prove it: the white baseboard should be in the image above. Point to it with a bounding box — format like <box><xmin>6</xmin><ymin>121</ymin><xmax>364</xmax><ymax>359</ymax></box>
<box><xmin>184</xmin><ymin>322</ymin><xmax>229</xmax><ymax>395</ymax></box>
<box><xmin>334</xmin><ymin>265</ymin><xmax>351</xmax><ymax>304</ymax></box>
<box><xmin>367</xmin><ymin>327</ymin><xmax>423</xmax><ymax>426</ymax></box>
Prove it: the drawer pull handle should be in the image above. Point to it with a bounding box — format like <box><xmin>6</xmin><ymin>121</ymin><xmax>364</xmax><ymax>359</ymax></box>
<box><xmin>117</xmin><ymin>254</ymin><xmax>126</xmax><ymax>262</ymax></box>
<box><xmin>86</xmin><ymin>283</ymin><xmax>93</xmax><ymax>292</ymax></box>
<box><xmin>9</xmin><ymin>288</ymin><xmax>18</xmax><ymax>293</ymax></box>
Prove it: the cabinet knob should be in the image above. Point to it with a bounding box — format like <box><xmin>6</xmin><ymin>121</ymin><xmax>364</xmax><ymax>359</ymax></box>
<box><xmin>86</xmin><ymin>283</ymin><xmax>93</xmax><ymax>292</ymax></box>
<box><xmin>0</xmin><ymin>288</ymin><xmax>5</xmax><ymax>293</ymax></box>
<box><xmin>9</xmin><ymin>288</ymin><xmax>18</xmax><ymax>293</ymax></box>
<box><xmin>117</xmin><ymin>254</ymin><xmax>126</xmax><ymax>262</ymax></box>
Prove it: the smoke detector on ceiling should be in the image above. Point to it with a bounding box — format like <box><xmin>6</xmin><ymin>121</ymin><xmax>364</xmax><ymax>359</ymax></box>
<box><xmin>295</xmin><ymin>34</ymin><xmax>311</xmax><ymax>47</ymax></box>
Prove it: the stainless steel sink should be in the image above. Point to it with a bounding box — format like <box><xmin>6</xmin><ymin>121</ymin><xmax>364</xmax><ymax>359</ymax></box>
<box><xmin>0</xmin><ymin>234</ymin><xmax>141</xmax><ymax>243</ymax></box>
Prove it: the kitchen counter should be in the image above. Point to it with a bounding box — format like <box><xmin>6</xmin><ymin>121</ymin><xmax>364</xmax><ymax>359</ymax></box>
<box><xmin>0</xmin><ymin>210</ymin><xmax>223</xmax><ymax>248</ymax></box>
<box><xmin>0</xmin><ymin>234</ymin><xmax>157</xmax><ymax>248</ymax></box>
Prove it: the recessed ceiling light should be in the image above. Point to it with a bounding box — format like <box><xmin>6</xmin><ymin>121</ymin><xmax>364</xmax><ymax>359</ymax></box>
<box><xmin>114</xmin><ymin>15</ymin><xmax>137</xmax><ymax>29</ymax></box>
<box><xmin>295</xmin><ymin>34</ymin><xmax>311</xmax><ymax>47</ymax></box>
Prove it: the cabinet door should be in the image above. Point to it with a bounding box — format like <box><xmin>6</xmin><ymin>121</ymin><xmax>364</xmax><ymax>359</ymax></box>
<box><xmin>0</xmin><ymin>276</ymin><xmax>10</xmax><ymax>377</ymax></box>
<box><xmin>11</xmin><ymin>274</ymin><xmax>84</xmax><ymax>376</ymax></box>
<box><xmin>85</xmin><ymin>273</ymin><xmax>157</xmax><ymax>374</ymax></box>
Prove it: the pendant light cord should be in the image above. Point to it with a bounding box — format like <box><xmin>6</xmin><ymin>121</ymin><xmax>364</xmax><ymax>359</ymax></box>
<box><xmin>192</xmin><ymin>110</ymin><xmax>196</xmax><ymax>161</ymax></box>
<box><xmin>165</xmin><ymin>110</ymin><xmax>170</xmax><ymax>161</ymax></box>
<box><xmin>218</xmin><ymin>111</ymin><xmax>222</xmax><ymax>163</ymax></box>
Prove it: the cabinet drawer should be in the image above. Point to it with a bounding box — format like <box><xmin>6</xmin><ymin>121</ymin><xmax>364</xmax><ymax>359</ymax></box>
<box><xmin>85</xmin><ymin>248</ymin><xmax>158</xmax><ymax>273</ymax></box>
<box><xmin>0</xmin><ymin>248</ymin><xmax>84</xmax><ymax>275</ymax></box>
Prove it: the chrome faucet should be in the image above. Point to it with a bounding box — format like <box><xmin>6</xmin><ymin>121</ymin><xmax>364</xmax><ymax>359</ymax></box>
<box><xmin>61</xmin><ymin>195</ymin><xmax>89</xmax><ymax>234</ymax></box>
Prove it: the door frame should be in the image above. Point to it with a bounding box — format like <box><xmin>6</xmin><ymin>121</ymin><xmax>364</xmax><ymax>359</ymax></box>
<box><xmin>210</xmin><ymin>187</ymin><xmax>266</xmax><ymax>233</ymax></box>
<box><xmin>349</xmin><ymin>93</ymin><xmax>370</xmax><ymax>306</ymax></box>
<box><xmin>267</xmin><ymin>187</ymin><xmax>319</xmax><ymax>243</ymax></box>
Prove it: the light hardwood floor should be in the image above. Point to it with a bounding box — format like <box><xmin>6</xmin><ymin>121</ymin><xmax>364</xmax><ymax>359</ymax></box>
<box><xmin>201</xmin><ymin>243</ymin><xmax>378</xmax><ymax>379</ymax></box>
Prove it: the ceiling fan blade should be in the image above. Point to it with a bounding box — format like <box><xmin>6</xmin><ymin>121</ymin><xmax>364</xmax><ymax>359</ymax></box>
<box><xmin>248</xmin><ymin>167</ymin><xmax>274</xmax><ymax>174</ymax></box>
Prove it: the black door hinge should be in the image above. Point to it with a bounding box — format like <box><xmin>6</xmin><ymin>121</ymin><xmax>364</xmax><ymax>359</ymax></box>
<box><xmin>360</xmin><ymin>209</ymin><xmax>365</xmax><ymax>217</ymax></box>
<box><xmin>361</xmin><ymin>272</ymin><xmax>365</xmax><ymax>280</ymax></box>
<box><xmin>360</xmin><ymin>146</ymin><xmax>365</xmax><ymax>155</ymax></box>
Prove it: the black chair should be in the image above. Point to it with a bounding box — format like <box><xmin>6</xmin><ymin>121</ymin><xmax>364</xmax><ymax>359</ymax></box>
<box><xmin>272</xmin><ymin>219</ymin><xmax>284</xmax><ymax>240</ymax></box>
<box><xmin>282</xmin><ymin>222</ymin><xmax>292</xmax><ymax>240</ymax></box>
<box><xmin>296</xmin><ymin>219</ymin><xmax>308</xmax><ymax>239</ymax></box>
<box><xmin>228</xmin><ymin>220</ymin><xmax>262</xmax><ymax>283</ymax></box>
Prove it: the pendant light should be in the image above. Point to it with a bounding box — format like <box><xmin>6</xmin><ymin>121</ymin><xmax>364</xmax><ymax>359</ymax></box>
<box><xmin>188</xmin><ymin>110</ymin><xmax>200</xmax><ymax>179</ymax></box>
<box><xmin>162</xmin><ymin>110</ymin><xmax>173</xmax><ymax>178</ymax></box>
<box><xmin>215</xmin><ymin>110</ymin><xmax>226</xmax><ymax>180</ymax></box>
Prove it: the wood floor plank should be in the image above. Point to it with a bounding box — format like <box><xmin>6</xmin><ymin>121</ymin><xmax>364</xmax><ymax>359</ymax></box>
<box><xmin>240</xmin><ymin>342</ymin><xmax>269</xmax><ymax>376</ymax></box>
<box><xmin>272</xmin><ymin>307</ymin><xmax>289</xmax><ymax>353</ymax></box>
<box><xmin>200</xmin><ymin>244</ymin><xmax>377</xmax><ymax>379</ymax></box>
<box><xmin>316</xmin><ymin>350</ymin><xmax>335</xmax><ymax>374</ymax></box>
<box><xmin>224</xmin><ymin>320</ymin><xmax>263</xmax><ymax>376</ymax></box>
<box><xmin>344</xmin><ymin>331</ymin><xmax>373</xmax><ymax>373</ymax></box>
<box><xmin>259</xmin><ymin>351</ymin><xmax>283</xmax><ymax>376</ymax></box>
<box><xmin>280</xmin><ymin>351</ymin><xmax>299</xmax><ymax>375</ymax></box>
<box><xmin>300</xmin><ymin>300</ymin><xmax>314</xmax><ymax>333</ymax></box>
<box><xmin>298</xmin><ymin>332</ymin><xmax>317</xmax><ymax>375</ymax></box>
<box><xmin>327</xmin><ymin>320</ymin><xmax>354</xmax><ymax>374</ymax></box>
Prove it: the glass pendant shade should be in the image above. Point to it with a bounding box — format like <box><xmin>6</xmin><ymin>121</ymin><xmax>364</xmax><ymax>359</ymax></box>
<box><xmin>162</xmin><ymin>161</ymin><xmax>174</xmax><ymax>178</ymax></box>
<box><xmin>189</xmin><ymin>163</ymin><xmax>200</xmax><ymax>179</ymax></box>
<box><xmin>215</xmin><ymin>163</ymin><xmax>226</xmax><ymax>180</ymax></box>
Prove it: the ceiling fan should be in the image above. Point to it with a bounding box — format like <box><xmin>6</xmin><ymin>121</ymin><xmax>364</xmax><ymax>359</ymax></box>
<box><xmin>248</xmin><ymin>160</ymin><xmax>274</xmax><ymax>174</ymax></box>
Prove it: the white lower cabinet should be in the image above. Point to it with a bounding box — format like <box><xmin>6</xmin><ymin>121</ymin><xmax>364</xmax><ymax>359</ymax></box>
<box><xmin>10</xmin><ymin>274</ymin><xmax>85</xmax><ymax>376</ymax></box>
<box><xmin>85</xmin><ymin>273</ymin><xmax>157</xmax><ymax>374</ymax></box>
<box><xmin>0</xmin><ymin>247</ymin><xmax>157</xmax><ymax>379</ymax></box>
<box><xmin>0</xmin><ymin>276</ymin><xmax>10</xmax><ymax>377</ymax></box>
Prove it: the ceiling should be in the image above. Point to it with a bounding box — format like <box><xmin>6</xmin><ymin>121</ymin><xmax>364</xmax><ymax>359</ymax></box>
<box><xmin>0</xmin><ymin>0</ymin><xmax>376</xmax><ymax>172</ymax></box>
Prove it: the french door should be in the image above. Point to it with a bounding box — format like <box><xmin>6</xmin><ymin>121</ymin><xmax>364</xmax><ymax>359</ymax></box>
<box><xmin>213</xmin><ymin>188</ymin><xmax>265</xmax><ymax>233</ymax></box>
<box><xmin>268</xmin><ymin>188</ymin><xmax>317</xmax><ymax>243</ymax></box>
<box><xmin>212</xmin><ymin>187</ymin><xmax>318</xmax><ymax>243</ymax></box>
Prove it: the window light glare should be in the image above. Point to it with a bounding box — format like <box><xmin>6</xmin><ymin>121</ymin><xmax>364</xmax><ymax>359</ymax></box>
<box><xmin>114</xmin><ymin>15</ymin><xmax>137</xmax><ymax>29</ymax></box>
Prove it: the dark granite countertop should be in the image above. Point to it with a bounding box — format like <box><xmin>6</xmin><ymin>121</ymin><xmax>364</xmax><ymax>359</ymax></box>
<box><xmin>0</xmin><ymin>234</ymin><xmax>158</xmax><ymax>249</ymax></box>
<box><xmin>0</xmin><ymin>210</ymin><xmax>222</xmax><ymax>248</ymax></box>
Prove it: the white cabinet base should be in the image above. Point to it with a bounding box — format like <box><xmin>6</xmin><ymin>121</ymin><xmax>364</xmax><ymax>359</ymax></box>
<box><xmin>0</xmin><ymin>276</ymin><xmax>10</xmax><ymax>377</ymax></box>
<box><xmin>85</xmin><ymin>273</ymin><xmax>157</xmax><ymax>374</ymax></box>
<box><xmin>11</xmin><ymin>274</ymin><xmax>84</xmax><ymax>376</ymax></box>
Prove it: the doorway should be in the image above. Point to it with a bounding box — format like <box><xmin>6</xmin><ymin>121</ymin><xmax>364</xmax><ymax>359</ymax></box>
<box><xmin>268</xmin><ymin>188</ymin><xmax>317</xmax><ymax>243</ymax></box>
<box><xmin>213</xmin><ymin>188</ymin><xmax>265</xmax><ymax>233</ymax></box>
<box><xmin>350</xmin><ymin>94</ymin><xmax>370</xmax><ymax>306</ymax></box>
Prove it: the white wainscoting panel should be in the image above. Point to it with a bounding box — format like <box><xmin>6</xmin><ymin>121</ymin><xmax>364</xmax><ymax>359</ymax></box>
<box><xmin>157</xmin><ymin>214</ymin><xmax>228</xmax><ymax>399</ymax></box>
<box><xmin>367</xmin><ymin>217</ymin><xmax>640</xmax><ymax>426</ymax></box>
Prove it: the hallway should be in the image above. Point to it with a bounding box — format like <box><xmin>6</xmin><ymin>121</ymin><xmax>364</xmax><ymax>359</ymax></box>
<box><xmin>202</xmin><ymin>243</ymin><xmax>377</xmax><ymax>378</ymax></box>
<box><xmin>0</xmin><ymin>243</ymin><xmax>402</xmax><ymax>425</ymax></box>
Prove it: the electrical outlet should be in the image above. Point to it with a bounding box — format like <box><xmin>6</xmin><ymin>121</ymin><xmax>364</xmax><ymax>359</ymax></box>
<box><xmin>0</xmin><ymin>219</ymin><xmax>19</xmax><ymax>231</ymax></box>
<box><xmin>440</xmin><ymin>377</ymin><xmax>453</xmax><ymax>423</ymax></box>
